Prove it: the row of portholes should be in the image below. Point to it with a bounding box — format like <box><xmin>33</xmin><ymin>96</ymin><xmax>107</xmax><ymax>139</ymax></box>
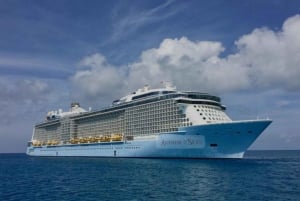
<box><xmin>202</xmin><ymin>116</ymin><xmax>225</xmax><ymax>121</ymax></box>
<box><xmin>196</xmin><ymin>109</ymin><xmax>226</xmax><ymax>120</ymax></box>
<box><xmin>196</xmin><ymin>108</ymin><xmax>221</xmax><ymax>115</ymax></box>
<box><xmin>197</xmin><ymin>110</ymin><xmax>227</xmax><ymax>121</ymax></box>
<box><xmin>199</xmin><ymin>111</ymin><xmax>224</xmax><ymax>117</ymax></box>
<box><xmin>199</xmin><ymin>112</ymin><xmax>226</xmax><ymax>118</ymax></box>
<box><xmin>192</xmin><ymin>104</ymin><xmax>227</xmax><ymax>121</ymax></box>
<box><xmin>193</xmin><ymin>105</ymin><xmax>219</xmax><ymax>110</ymax></box>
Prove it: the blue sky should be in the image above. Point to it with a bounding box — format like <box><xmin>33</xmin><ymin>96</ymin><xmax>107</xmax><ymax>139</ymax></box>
<box><xmin>1</xmin><ymin>0</ymin><xmax>300</xmax><ymax>152</ymax></box>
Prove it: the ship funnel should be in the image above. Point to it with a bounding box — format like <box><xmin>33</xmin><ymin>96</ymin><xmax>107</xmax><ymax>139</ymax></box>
<box><xmin>71</xmin><ymin>102</ymin><xmax>80</xmax><ymax>107</ymax></box>
<box><xmin>71</xmin><ymin>102</ymin><xmax>80</xmax><ymax>111</ymax></box>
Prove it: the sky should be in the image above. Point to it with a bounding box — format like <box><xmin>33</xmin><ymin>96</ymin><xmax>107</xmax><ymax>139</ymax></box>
<box><xmin>0</xmin><ymin>0</ymin><xmax>300</xmax><ymax>153</ymax></box>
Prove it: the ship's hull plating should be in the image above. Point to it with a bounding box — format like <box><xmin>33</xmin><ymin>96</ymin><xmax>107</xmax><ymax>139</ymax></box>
<box><xmin>26</xmin><ymin>120</ymin><xmax>271</xmax><ymax>159</ymax></box>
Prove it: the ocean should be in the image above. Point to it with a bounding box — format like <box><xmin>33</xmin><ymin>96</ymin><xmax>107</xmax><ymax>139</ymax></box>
<box><xmin>0</xmin><ymin>151</ymin><xmax>299</xmax><ymax>201</ymax></box>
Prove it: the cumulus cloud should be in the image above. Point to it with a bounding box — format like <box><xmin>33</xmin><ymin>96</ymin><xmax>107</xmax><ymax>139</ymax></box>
<box><xmin>71</xmin><ymin>15</ymin><xmax>300</xmax><ymax>102</ymax></box>
<box><xmin>0</xmin><ymin>77</ymin><xmax>70</xmax><ymax>152</ymax></box>
<box><xmin>0</xmin><ymin>78</ymin><xmax>51</xmax><ymax>125</ymax></box>
<box><xmin>234</xmin><ymin>15</ymin><xmax>300</xmax><ymax>90</ymax></box>
<box><xmin>70</xmin><ymin>53</ymin><xmax>126</xmax><ymax>103</ymax></box>
<box><xmin>0</xmin><ymin>79</ymin><xmax>49</xmax><ymax>104</ymax></box>
<box><xmin>127</xmin><ymin>37</ymin><xmax>251</xmax><ymax>92</ymax></box>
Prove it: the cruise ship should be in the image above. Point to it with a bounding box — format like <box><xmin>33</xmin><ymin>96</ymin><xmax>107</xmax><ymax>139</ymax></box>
<box><xmin>26</xmin><ymin>83</ymin><xmax>272</xmax><ymax>158</ymax></box>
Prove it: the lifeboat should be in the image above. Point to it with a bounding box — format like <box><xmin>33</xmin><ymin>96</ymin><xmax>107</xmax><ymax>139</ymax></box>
<box><xmin>95</xmin><ymin>136</ymin><xmax>102</xmax><ymax>142</ymax></box>
<box><xmin>46</xmin><ymin>140</ymin><xmax>58</xmax><ymax>146</ymax></box>
<box><xmin>100</xmin><ymin>135</ymin><xmax>111</xmax><ymax>142</ymax></box>
<box><xmin>79</xmin><ymin>137</ymin><xmax>86</xmax><ymax>143</ymax></box>
<box><xmin>111</xmin><ymin>134</ymin><xmax>123</xmax><ymax>141</ymax></box>
<box><xmin>32</xmin><ymin>141</ymin><xmax>38</xmax><ymax>146</ymax></box>
<box><xmin>88</xmin><ymin>136</ymin><xmax>97</xmax><ymax>143</ymax></box>
<box><xmin>70</xmin><ymin>138</ymin><xmax>79</xmax><ymax>144</ymax></box>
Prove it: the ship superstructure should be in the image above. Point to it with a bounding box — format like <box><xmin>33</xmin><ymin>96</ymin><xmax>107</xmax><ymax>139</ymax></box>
<box><xmin>27</xmin><ymin>84</ymin><xmax>272</xmax><ymax>158</ymax></box>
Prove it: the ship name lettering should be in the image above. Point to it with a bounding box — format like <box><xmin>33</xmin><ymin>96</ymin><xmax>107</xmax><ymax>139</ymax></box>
<box><xmin>184</xmin><ymin>138</ymin><xmax>202</xmax><ymax>145</ymax></box>
<box><xmin>161</xmin><ymin>138</ymin><xmax>202</xmax><ymax>146</ymax></box>
<box><xmin>161</xmin><ymin>139</ymin><xmax>182</xmax><ymax>146</ymax></box>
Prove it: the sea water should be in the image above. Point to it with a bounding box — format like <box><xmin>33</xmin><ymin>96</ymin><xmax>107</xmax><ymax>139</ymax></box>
<box><xmin>0</xmin><ymin>151</ymin><xmax>299</xmax><ymax>201</ymax></box>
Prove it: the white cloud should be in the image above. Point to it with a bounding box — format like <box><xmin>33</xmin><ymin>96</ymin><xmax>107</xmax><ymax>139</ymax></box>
<box><xmin>126</xmin><ymin>37</ymin><xmax>237</xmax><ymax>92</ymax></box>
<box><xmin>0</xmin><ymin>78</ymin><xmax>49</xmax><ymax>104</ymax></box>
<box><xmin>0</xmin><ymin>77</ymin><xmax>71</xmax><ymax>124</ymax></box>
<box><xmin>234</xmin><ymin>14</ymin><xmax>300</xmax><ymax>90</ymax></box>
<box><xmin>0</xmin><ymin>78</ymin><xmax>48</xmax><ymax>126</ymax></box>
<box><xmin>0</xmin><ymin>77</ymin><xmax>71</xmax><ymax>152</ymax></box>
<box><xmin>71</xmin><ymin>14</ymin><xmax>300</xmax><ymax>102</ymax></box>
<box><xmin>70</xmin><ymin>53</ymin><xmax>126</xmax><ymax>103</ymax></box>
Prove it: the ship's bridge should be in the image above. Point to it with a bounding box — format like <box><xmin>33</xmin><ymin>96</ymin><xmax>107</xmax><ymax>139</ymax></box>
<box><xmin>113</xmin><ymin>83</ymin><xmax>177</xmax><ymax>105</ymax></box>
<box><xmin>113</xmin><ymin>83</ymin><xmax>223</xmax><ymax>104</ymax></box>
<box><xmin>183</xmin><ymin>92</ymin><xmax>221</xmax><ymax>102</ymax></box>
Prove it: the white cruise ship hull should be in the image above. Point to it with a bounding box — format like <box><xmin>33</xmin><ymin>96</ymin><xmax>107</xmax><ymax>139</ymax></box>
<box><xmin>27</xmin><ymin>120</ymin><xmax>271</xmax><ymax>159</ymax></box>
